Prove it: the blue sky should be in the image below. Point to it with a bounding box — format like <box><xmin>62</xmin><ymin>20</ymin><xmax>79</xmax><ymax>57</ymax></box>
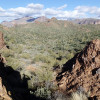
<box><xmin>0</xmin><ymin>0</ymin><xmax>100</xmax><ymax>22</ymax></box>
<box><xmin>0</xmin><ymin>0</ymin><xmax>100</xmax><ymax>9</ymax></box>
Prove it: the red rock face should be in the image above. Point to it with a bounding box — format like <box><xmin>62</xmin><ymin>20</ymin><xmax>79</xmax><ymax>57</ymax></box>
<box><xmin>0</xmin><ymin>32</ymin><xmax>5</xmax><ymax>49</ymax></box>
<box><xmin>56</xmin><ymin>39</ymin><xmax>100</xmax><ymax>100</ymax></box>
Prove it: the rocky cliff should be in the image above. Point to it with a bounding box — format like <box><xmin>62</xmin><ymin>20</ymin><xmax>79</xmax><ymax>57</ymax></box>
<box><xmin>0</xmin><ymin>78</ymin><xmax>12</xmax><ymax>100</ymax></box>
<box><xmin>56</xmin><ymin>39</ymin><xmax>100</xmax><ymax>100</ymax></box>
<box><xmin>0</xmin><ymin>32</ymin><xmax>5</xmax><ymax>49</ymax></box>
<box><xmin>0</xmin><ymin>55</ymin><xmax>12</xmax><ymax>100</ymax></box>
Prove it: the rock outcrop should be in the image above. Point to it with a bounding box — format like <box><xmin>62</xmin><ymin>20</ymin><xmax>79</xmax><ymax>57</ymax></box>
<box><xmin>0</xmin><ymin>32</ymin><xmax>5</xmax><ymax>49</ymax></box>
<box><xmin>0</xmin><ymin>55</ymin><xmax>12</xmax><ymax>100</ymax></box>
<box><xmin>0</xmin><ymin>78</ymin><xmax>12</xmax><ymax>100</ymax></box>
<box><xmin>56</xmin><ymin>39</ymin><xmax>100</xmax><ymax>100</ymax></box>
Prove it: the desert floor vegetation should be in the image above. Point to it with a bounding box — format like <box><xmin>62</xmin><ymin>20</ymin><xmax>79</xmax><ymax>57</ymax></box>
<box><xmin>0</xmin><ymin>20</ymin><xmax>100</xmax><ymax>99</ymax></box>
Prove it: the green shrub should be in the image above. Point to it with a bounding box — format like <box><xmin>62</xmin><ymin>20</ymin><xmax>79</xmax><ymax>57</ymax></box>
<box><xmin>34</xmin><ymin>87</ymin><xmax>51</xmax><ymax>99</ymax></box>
<box><xmin>1</xmin><ymin>49</ymin><xmax>14</xmax><ymax>57</ymax></box>
<box><xmin>6</xmin><ymin>57</ymin><xmax>22</xmax><ymax>70</ymax></box>
<box><xmin>20</xmin><ymin>53</ymin><xmax>31</xmax><ymax>59</ymax></box>
<box><xmin>35</xmin><ymin>66</ymin><xmax>54</xmax><ymax>83</ymax></box>
<box><xmin>32</xmin><ymin>54</ymin><xmax>55</xmax><ymax>64</ymax></box>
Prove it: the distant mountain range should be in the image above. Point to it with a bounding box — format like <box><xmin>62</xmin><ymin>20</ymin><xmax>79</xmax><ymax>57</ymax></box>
<box><xmin>1</xmin><ymin>16</ymin><xmax>48</xmax><ymax>27</ymax></box>
<box><xmin>71</xmin><ymin>18</ymin><xmax>100</xmax><ymax>25</ymax></box>
<box><xmin>1</xmin><ymin>16</ymin><xmax>100</xmax><ymax>27</ymax></box>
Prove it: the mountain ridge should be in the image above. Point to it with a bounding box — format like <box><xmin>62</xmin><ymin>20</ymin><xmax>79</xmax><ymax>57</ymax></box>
<box><xmin>71</xmin><ymin>18</ymin><xmax>100</xmax><ymax>24</ymax></box>
<box><xmin>1</xmin><ymin>16</ymin><xmax>48</xmax><ymax>27</ymax></box>
<box><xmin>1</xmin><ymin>17</ymin><xmax>100</xmax><ymax>27</ymax></box>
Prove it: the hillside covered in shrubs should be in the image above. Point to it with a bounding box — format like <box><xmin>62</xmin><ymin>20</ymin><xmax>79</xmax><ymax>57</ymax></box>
<box><xmin>0</xmin><ymin>18</ymin><xmax>100</xmax><ymax>100</ymax></box>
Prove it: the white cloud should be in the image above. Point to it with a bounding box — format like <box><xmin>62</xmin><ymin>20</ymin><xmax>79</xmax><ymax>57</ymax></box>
<box><xmin>9</xmin><ymin>3</ymin><xmax>44</xmax><ymax>16</ymax></box>
<box><xmin>45</xmin><ymin>8</ymin><xmax>61</xmax><ymax>15</ymax></box>
<box><xmin>0</xmin><ymin>3</ymin><xmax>44</xmax><ymax>21</ymax></box>
<box><xmin>0</xmin><ymin>7</ymin><xmax>5</xmax><ymax>12</ymax></box>
<box><xmin>27</xmin><ymin>3</ymin><xmax>44</xmax><ymax>9</ymax></box>
<box><xmin>57</xmin><ymin>4</ymin><xmax>67</xmax><ymax>10</ymax></box>
<box><xmin>75</xmin><ymin>6</ymin><xmax>100</xmax><ymax>15</ymax></box>
<box><xmin>44</xmin><ymin>7</ymin><xmax>86</xmax><ymax>19</ymax></box>
<box><xmin>0</xmin><ymin>3</ymin><xmax>100</xmax><ymax>22</ymax></box>
<box><xmin>75</xmin><ymin>6</ymin><xmax>90</xmax><ymax>12</ymax></box>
